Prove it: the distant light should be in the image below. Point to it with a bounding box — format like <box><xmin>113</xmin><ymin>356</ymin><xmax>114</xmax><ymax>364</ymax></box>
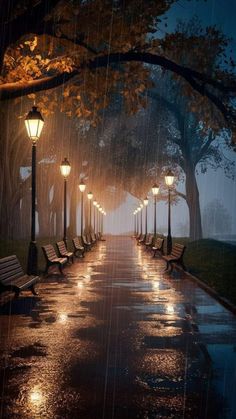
<box><xmin>93</xmin><ymin>200</ymin><xmax>97</xmax><ymax>206</ymax></box>
<box><xmin>140</xmin><ymin>203</ymin><xmax>143</xmax><ymax>209</ymax></box>
<box><xmin>87</xmin><ymin>191</ymin><xmax>93</xmax><ymax>200</ymax></box>
<box><xmin>144</xmin><ymin>197</ymin><xmax>149</xmax><ymax>206</ymax></box>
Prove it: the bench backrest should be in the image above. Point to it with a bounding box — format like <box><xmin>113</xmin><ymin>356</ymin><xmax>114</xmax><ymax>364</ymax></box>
<box><xmin>146</xmin><ymin>234</ymin><xmax>153</xmax><ymax>244</ymax></box>
<box><xmin>0</xmin><ymin>255</ymin><xmax>24</xmax><ymax>285</ymax></box>
<box><xmin>56</xmin><ymin>241</ymin><xmax>67</xmax><ymax>254</ymax></box>
<box><xmin>91</xmin><ymin>233</ymin><xmax>96</xmax><ymax>241</ymax></box>
<box><xmin>170</xmin><ymin>243</ymin><xmax>186</xmax><ymax>258</ymax></box>
<box><xmin>42</xmin><ymin>244</ymin><xmax>58</xmax><ymax>261</ymax></box>
<box><xmin>73</xmin><ymin>237</ymin><xmax>83</xmax><ymax>249</ymax></box>
<box><xmin>154</xmin><ymin>237</ymin><xmax>164</xmax><ymax>249</ymax></box>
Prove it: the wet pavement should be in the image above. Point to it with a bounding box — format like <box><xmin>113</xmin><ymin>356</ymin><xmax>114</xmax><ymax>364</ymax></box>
<box><xmin>0</xmin><ymin>236</ymin><xmax>236</xmax><ymax>418</ymax></box>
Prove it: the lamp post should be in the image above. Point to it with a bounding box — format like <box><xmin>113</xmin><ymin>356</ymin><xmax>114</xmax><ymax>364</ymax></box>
<box><xmin>165</xmin><ymin>170</ymin><xmax>175</xmax><ymax>254</ymax></box>
<box><xmin>143</xmin><ymin>197</ymin><xmax>148</xmax><ymax>236</ymax></box>
<box><xmin>96</xmin><ymin>203</ymin><xmax>100</xmax><ymax>235</ymax></box>
<box><xmin>93</xmin><ymin>200</ymin><xmax>97</xmax><ymax>233</ymax></box>
<box><xmin>137</xmin><ymin>207</ymin><xmax>141</xmax><ymax>235</ymax></box>
<box><xmin>60</xmin><ymin>158</ymin><xmax>71</xmax><ymax>243</ymax></box>
<box><xmin>133</xmin><ymin>210</ymin><xmax>136</xmax><ymax>236</ymax></box>
<box><xmin>99</xmin><ymin>207</ymin><xmax>103</xmax><ymax>234</ymax></box>
<box><xmin>25</xmin><ymin>105</ymin><xmax>44</xmax><ymax>275</ymax></box>
<box><xmin>87</xmin><ymin>192</ymin><xmax>93</xmax><ymax>233</ymax></box>
<box><xmin>140</xmin><ymin>203</ymin><xmax>143</xmax><ymax>235</ymax></box>
<box><xmin>152</xmin><ymin>184</ymin><xmax>159</xmax><ymax>237</ymax></box>
<box><xmin>79</xmin><ymin>179</ymin><xmax>86</xmax><ymax>236</ymax></box>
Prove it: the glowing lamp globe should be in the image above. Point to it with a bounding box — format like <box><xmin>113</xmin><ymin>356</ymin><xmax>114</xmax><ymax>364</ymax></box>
<box><xmin>60</xmin><ymin>157</ymin><xmax>71</xmax><ymax>178</ymax></box>
<box><xmin>25</xmin><ymin>106</ymin><xmax>44</xmax><ymax>141</ymax></box>
<box><xmin>152</xmin><ymin>184</ymin><xmax>159</xmax><ymax>196</ymax></box>
<box><xmin>87</xmin><ymin>192</ymin><xmax>93</xmax><ymax>200</ymax></box>
<box><xmin>144</xmin><ymin>197</ymin><xmax>149</xmax><ymax>206</ymax></box>
<box><xmin>79</xmin><ymin>180</ymin><xmax>86</xmax><ymax>192</ymax></box>
<box><xmin>165</xmin><ymin>170</ymin><xmax>174</xmax><ymax>187</ymax></box>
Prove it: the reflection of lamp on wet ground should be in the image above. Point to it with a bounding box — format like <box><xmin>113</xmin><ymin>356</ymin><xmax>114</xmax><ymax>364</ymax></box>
<box><xmin>133</xmin><ymin>210</ymin><xmax>137</xmax><ymax>236</ymax></box>
<box><xmin>144</xmin><ymin>197</ymin><xmax>149</xmax><ymax>236</ymax></box>
<box><xmin>166</xmin><ymin>303</ymin><xmax>175</xmax><ymax>314</ymax></box>
<box><xmin>79</xmin><ymin>179</ymin><xmax>86</xmax><ymax>236</ymax></box>
<box><xmin>60</xmin><ymin>158</ymin><xmax>71</xmax><ymax>243</ymax></box>
<box><xmin>25</xmin><ymin>105</ymin><xmax>44</xmax><ymax>275</ymax></box>
<box><xmin>165</xmin><ymin>170</ymin><xmax>175</xmax><ymax>254</ymax></box>
<box><xmin>152</xmin><ymin>184</ymin><xmax>159</xmax><ymax>237</ymax></box>
<box><xmin>58</xmin><ymin>313</ymin><xmax>68</xmax><ymax>323</ymax></box>
<box><xmin>29</xmin><ymin>387</ymin><xmax>44</xmax><ymax>407</ymax></box>
<box><xmin>87</xmin><ymin>191</ymin><xmax>93</xmax><ymax>233</ymax></box>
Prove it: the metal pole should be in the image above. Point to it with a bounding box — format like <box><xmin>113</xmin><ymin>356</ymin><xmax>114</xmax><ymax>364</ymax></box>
<box><xmin>63</xmin><ymin>178</ymin><xmax>67</xmax><ymax>242</ymax></box>
<box><xmin>140</xmin><ymin>209</ymin><xmax>143</xmax><ymax>235</ymax></box>
<box><xmin>81</xmin><ymin>192</ymin><xmax>83</xmax><ymax>237</ymax></box>
<box><xmin>27</xmin><ymin>142</ymin><xmax>38</xmax><ymax>275</ymax></box>
<box><xmin>89</xmin><ymin>199</ymin><xmax>92</xmax><ymax>233</ymax></box>
<box><xmin>145</xmin><ymin>206</ymin><xmax>147</xmax><ymax>235</ymax></box>
<box><xmin>167</xmin><ymin>188</ymin><xmax>172</xmax><ymax>254</ymax></box>
<box><xmin>154</xmin><ymin>195</ymin><xmax>157</xmax><ymax>237</ymax></box>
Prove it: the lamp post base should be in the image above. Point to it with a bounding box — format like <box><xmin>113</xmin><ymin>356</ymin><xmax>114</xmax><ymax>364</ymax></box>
<box><xmin>167</xmin><ymin>235</ymin><xmax>172</xmax><ymax>255</ymax></box>
<box><xmin>27</xmin><ymin>241</ymin><xmax>38</xmax><ymax>275</ymax></box>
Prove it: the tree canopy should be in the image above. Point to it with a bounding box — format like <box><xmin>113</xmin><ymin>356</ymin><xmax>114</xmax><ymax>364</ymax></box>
<box><xmin>0</xmin><ymin>0</ymin><xmax>236</xmax><ymax>142</ymax></box>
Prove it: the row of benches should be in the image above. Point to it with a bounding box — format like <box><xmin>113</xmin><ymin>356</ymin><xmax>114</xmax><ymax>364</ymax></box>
<box><xmin>0</xmin><ymin>233</ymin><xmax>101</xmax><ymax>298</ymax></box>
<box><xmin>136</xmin><ymin>233</ymin><xmax>186</xmax><ymax>272</ymax></box>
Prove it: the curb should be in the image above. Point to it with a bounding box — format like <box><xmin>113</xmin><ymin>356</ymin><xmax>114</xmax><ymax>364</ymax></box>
<box><xmin>182</xmin><ymin>269</ymin><xmax>236</xmax><ymax>316</ymax></box>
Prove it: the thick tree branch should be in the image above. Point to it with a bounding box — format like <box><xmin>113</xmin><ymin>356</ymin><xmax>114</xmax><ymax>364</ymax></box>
<box><xmin>0</xmin><ymin>51</ymin><xmax>235</xmax><ymax>128</ymax></box>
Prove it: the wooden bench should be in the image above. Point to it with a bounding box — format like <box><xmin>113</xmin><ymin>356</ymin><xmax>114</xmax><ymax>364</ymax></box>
<box><xmin>152</xmin><ymin>238</ymin><xmax>164</xmax><ymax>257</ymax></box>
<box><xmin>82</xmin><ymin>235</ymin><xmax>92</xmax><ymax>251</ymax></box>
<box><xmin>163</xmin><ymin>243</ymin><xmax>186</xmax><ymax>272</ymax></box>
<box><xmin>56</xmin><ymin>241</ymin><xmax>74</xmax><ymax>263</ymax></box>
<box><xmin>42</xmin><ymin>244</ymin><xmax>67</xmax><ymax>275</ymax></box>
<box><xmin>145</xmin><ymin>234</ymin><xmax>154</xmax><ymax>250</ymax></box>
<box><xmin>72</xmin><ymin>237</ymin><xmax>85</xmax><ymax>257</ymax></box>
<box><xmin>137</xmin><ymin>234</ymin><xmax>145</xmax><ymax>245</ymax></box>
<box><xmin>0</xmin><ymin>255</ymin><xmax>39</xmax><ymax>297</ymax></box>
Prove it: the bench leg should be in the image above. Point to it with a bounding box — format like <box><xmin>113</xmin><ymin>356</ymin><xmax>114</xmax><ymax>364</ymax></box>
<box><xmin>59</xmin><ymin>264</ymin><xmax>65</xmax><ymax>276</ymax></box>
<box><xmin>164</xmin><ymin>261</ymin><xmax>169</xmax><ymax>271</ymax></box>
<box><xmin>30</xmin><ymin>285</ymin><xmax>38</xmax><ymax>296</ymax></box>
<box><xmin>14</xmin><ymin>288</ymin><xmax>20</xmax><ymax>298</ymax></box>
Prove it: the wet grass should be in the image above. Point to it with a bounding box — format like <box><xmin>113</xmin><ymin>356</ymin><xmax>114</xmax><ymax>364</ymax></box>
<box><xmin>173</xmin><ymin>238</ymin><xmax>236</xmax><ymax>306</ymax></box>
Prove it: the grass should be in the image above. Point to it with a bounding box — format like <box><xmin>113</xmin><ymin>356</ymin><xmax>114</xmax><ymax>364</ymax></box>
<box><xmin>172</xmin><ymin>237</ymin><xmax>236</xmax><ymax>306</ymax></box>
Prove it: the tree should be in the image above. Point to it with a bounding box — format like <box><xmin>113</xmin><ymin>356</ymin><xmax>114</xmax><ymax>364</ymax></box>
<box><xmin>202</xmin><ymin>199</ymin><xmax>232</xmax><ymax>237</ymax></box>
<box><xmin>0</xmin><ymin>1</ymin><xmax>236</xmax><ymax>139</ymax></box>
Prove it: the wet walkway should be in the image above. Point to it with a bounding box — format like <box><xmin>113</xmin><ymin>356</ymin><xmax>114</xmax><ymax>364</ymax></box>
<box><xmin>0</xmin><ymin>236</ymin><xmax>236</xmax><ymax>418</ymax></box>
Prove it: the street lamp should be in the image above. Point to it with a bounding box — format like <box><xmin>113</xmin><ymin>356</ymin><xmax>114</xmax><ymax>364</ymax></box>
<box><xmin>152</xmin><ymin>183</ymin><xmax>159</xmax><ymax>237</ymax></box>
<box><xmin>79</xmin><ymin>179</ymin><xmax>86</xmax><ymax>237</ymax></box>
<box><xmin>144</xmin><ymin>197</ymin><xmax>149</xmax><ymax>236</ymax></box>
<box><xmin>165</xmin><ymin>170</ymin><xmax>175</xmax><ymax>254</ymax></box>
<box><xmin>87</xmin><ymin>191</ymin><xmax>93</xmax><ymax>233</ymax></box>
<box><xmin>25</xmin><ymin>105</ymin><xmax>44</xmax><ymax>275</ymax></box>
<box><xmin>140</xmin><ymin>203</ymin><xmax>143</xmax><ymax>235</ymax></box>
<box><xmin>60</xmin><ymin>157</ymin><xmax>71</xmax><ymax>243</ymax></box>
<box><xmin>93</xmin><ymin>199</ymin><xmax>97</xmax><ymax>233</ymax></box>
<box><xmin>133</xmin><ymin>210</ymin><xmax>136</xmax><ymax>236</ymax></box>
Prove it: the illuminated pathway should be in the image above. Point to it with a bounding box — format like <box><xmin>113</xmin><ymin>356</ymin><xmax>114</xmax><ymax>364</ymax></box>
<box><xmin>0</xmin><ymin>236</ymin><xmax>236</xmax><ymax>418</ymax></box>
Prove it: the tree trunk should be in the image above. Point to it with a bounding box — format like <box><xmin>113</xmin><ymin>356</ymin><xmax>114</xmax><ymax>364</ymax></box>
<box><xmin>185</xmin><ymin>165</ymin><xmax>202</xmax><ymax>241</ymax></box>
